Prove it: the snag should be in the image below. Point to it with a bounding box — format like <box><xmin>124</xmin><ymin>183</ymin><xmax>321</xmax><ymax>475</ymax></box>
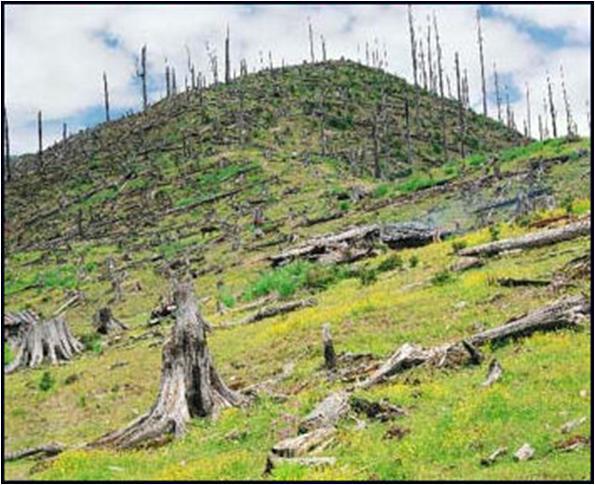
<box><xmin>93</xmin><ymin>307</ymin><xmax>128</xmax><ymax>335</ymax></box>
<box><xmin>481</xmin><ymin>359</ymin><xmax>503</xmax><ymax>387</ymax></box>
<box><xmin>89</xmin><ymin>281</ymin><xmax>245</xmax><ymax>449</ymax></box>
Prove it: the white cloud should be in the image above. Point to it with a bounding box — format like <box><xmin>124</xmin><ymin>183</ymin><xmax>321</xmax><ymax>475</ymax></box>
<box><xmin>4</xmin><ymin>4</ymin><xmax>591</xmax><ymax>154</ymax></box>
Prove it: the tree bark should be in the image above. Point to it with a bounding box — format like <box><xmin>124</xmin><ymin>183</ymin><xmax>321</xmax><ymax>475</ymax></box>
<box><xmin>459</xmin><ymin>219</ymin><xmax>590</xmax><ymax>257</ymax></box>
<box><xmin>90</xmin><ymin>281</ymin><xmax>244</xmax><ymax>449</ymax></box>
<box><xmin>5</xmin><ymin>316</ymin><xmax>83</xmax><ymax>373</ymax></box>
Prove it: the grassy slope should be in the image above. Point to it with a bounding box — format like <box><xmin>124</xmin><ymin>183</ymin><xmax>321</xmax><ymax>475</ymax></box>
<box><xmin>3</xmin><ymin>61</ymin><xmax>592</xmax><ymax>481</ymax></box>
<box><xmin>5</xmin><ymin>211</ymin><xmax>590</xmax><ymax>480</ymax></box>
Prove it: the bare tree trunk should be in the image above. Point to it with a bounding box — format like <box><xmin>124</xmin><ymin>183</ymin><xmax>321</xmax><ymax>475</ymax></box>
<box><xmin>408</xmin><ymin>5</ymin><xmax>418</xmax><ymax>87</ymax></box>
<box><xmin>454</xmin><ymin>53</ymin><xmax>465</xmax><ymax>158</ymax></box>
<box><xmin>62</xmin><ymin>122</ymin><xmax>67</xmax><ymax>142</ymax></box>
<box><xmin>89</xmin><ymin>281</ymin><xmax>244</xmax><ymax>449</ymax></box>
<box><xmin>559</xmin><ymin>64</ymin><xmax>575</xmax><ymax>137</ymax></box>
<box><xmin>547</xmin><ymin>72</ymin><xmax>557</xmax><ymax>138</ymax></box>
<box><xmin>426</xmin><ymin>16</ymin><xmax>434</xmax><ymax>93</ymax></box>
<box><xmin>538</xmin><ymin>114</ymin><xmax>544</xmax><ymax>141</ymax></box>
<box><xmin>3</xmin><ymin>106</ymin><xmax>10</xmax><ymax>182</ymax></box>
<box><xmin>225</xmin><ymin>25</ymin><xmax>231</xmax><ymax>84</ymax></box>
<box><xmin>321</xmin><ymin>35</ymin><xmax>327</xmax><ymax>62</ymax></box>
<box><xmin>476</xmin><ymin>9</ymin><xmax>488</xmax><ymax>117</ymax></box>
<box><xmin>138</xmin><ymin>45</ymin><xmax>148</xmax><ymax>111</ymax></box>
<box><xmin>433</xmin><ymin>12</ymin><xmax>447</xmax><ymax>161</ymax></box>
<box><xmin>171</xmin><ymin>68</ymin><xmax>177</xmax><ymax>95</ymax></box>
<box><xmin>526</xmin><ymin>83</ymin><xmax>532</xmax><ymax>138</ymax></box>
<box><xmin>404</xmin><ymin>91</ymin><xmax>413</xmax><ymax>164</ymax></box>
<box><xmin>308</xmin><ymin>18</ymin><xmax>315</xmax><ymax>63</ymax></box>
<box><xmin>103</xmin><ymin>72</ymin><xmax>110</xmax><ymax>122</ymax></box>
<box><xmin>493</xmin><ymin>63</ymin><xmax>502</xmax><ymax>122</ymax></box>
<box><xmin>165</xmin><ymin>65</ymin><xmax>171</xmax><ymax>97</ymax></box>
<box><xmin>322</xmin><ymin>324</ymin><xmax>337</xmax><ymax>370</ymax></box>
<box><xmin>37</xmin><ymin>110</ymin><xmax>43</xmax><ymax>171</ymax></box>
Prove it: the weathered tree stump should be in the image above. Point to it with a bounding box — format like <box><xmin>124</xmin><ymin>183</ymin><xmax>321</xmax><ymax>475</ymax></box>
<box><xmin>322</xmin><ymin>323</ymin><xmax>337</xmax><ymax>371</ymax></box>
<box><xmin>93</xmin><ymin>307</ymin><xmax>128</xmax><ymax>335</ymax></box>
<box><xmin>5</xmin><ymin>316</ymin><xmax>83</xmax><ymax>374</ymax></box>
<box><xmin>89</xmin><ymin>281</ymin><xmax>244</xmax><ymax>449</ymax></box>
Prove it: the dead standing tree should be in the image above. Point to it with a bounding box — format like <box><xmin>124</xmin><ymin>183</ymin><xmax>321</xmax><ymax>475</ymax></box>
<box><xmin>90</xmin><ymin>281</ymin><xmax>245</xmax><ymax>449</ymax></box>
<box><xmin>493</xmin><ymin>63</ymin><xmax>502</xmax><ymax>122</ymax></box>
<box><xmin>103</xmin><ymin>72</ymin><xmax>110</xmax><ymax>122</ymax></box>
<box><xmin>546</xmin><ymin>72</ymin><xmax>557</xmax><ymax>138</ymax></box>
<box><xmin>559</xmin><ymin>64</ymin><xmax>575</xmax><ymax>137</ymax></box>
<box><xmin>476</xmin><ymin>9</ymin><xmax>488</xmax><ymax>117</ymax></box>
<box><xmin>433</xmin><ymin>12</ymin><xmax>447</xmax><ymax>161</ymax></box>
<box><xmin>308</xmin><ymin>17</ymin><xmax>315</xmax><ymax>63</ymax></box>
<box><xmin>3</xmin><ymin>106</ymin><xmax>10</xmax><ymax>182</ymax></box>
<box><xmin>225</xmin><ymin>25</ymin><xmax>231</xmax><ymax>84</ymax></box>
<box><xmin>454</xmin><ymin>53</ymin><xmax>465</xmax><ymax>158</ymax></box>
<box><xmin>137</xmin><ymin>45</ymin><xmax>148</xmax><ymax>111</ymax></box>
<box><xmin>37</xmin><ymin>110</ymin><xmax>43</xmax><ymax>171</ymax></box>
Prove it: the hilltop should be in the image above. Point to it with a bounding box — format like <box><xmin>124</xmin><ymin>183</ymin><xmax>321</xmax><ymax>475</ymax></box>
<box><xmin>3</xmin><ymin>59</ymin><xmax>591</xmax><ymax>481</ymax></box>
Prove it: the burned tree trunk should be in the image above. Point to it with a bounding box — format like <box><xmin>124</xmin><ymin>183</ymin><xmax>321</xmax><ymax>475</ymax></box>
<box><xmin>454</xmin><ymin>53</ymin><xmax>465</xmax><ymax>158</ymax></box>
<box><xmin>408</xmin><ymin>5</ymin><xmax>418</xmax><ymax>88</ymax></box>
<box><xmin>90</xmin><ymin>281</ymin><xmax>244</xmax><ymax>449</ymax></box>
<box><xmin>93</xmin><ymin>307</ymin><xmax>128</xmax><ymax>335</ymax></box>
<box><xmin>225</xmin><ymin>25</ymin><xmax>231</xmax><ymax>84</ymax></box>
<box><xmin>547</xmin><ymin>72</ymin><xmax>557</xmax><ymax>138</ymax></box>
<box><xmin>459</xmin><ymin>218</ymin><xmax>590</xmax><ymax>257</ymax></box>
<box><xmin>493</xmin><ymin>63</ymin><xmax>502</xmax><ymax>122</ymax></box>
<box><xmin>308</xmin><ymin>17</ymin><xmax>315</xmax><ymax>63</ymax></box>
<box><xmin>476</xmin><ymin>9</ymin><xmax>488</xmax><ymax>117</ymax></box>
<box><xmin>404</xmin><ymin>92</ymin><xmax>413</xmax><ymax>164</ymax></box>
<box><xmin>37</xmin><ymin>110</ymin><xmax>43</xmax><ymax>171</ymax></box>
<box><xmin>5</xmin><ymin>316</ymin><xmax>83</xmax><ymax>374</ymax></box>
<box><xmin>138</xmin><ymin>45</ymin><xmax>148</xmax><ymax>111</ymax></box>
<box><xmin>2</xmin><ymin>106</ymin><xmax>10</xmax><ymax>182</ymax></box>
<box><xmin>526</xmin><ymin>83</ymin><xmax>532</xmax><ymax>138</ymax></box>
<box><xmin>103</xmin><ymin>72</ymin><xmax>110</xmax><ymax>122</ymax></box>
<box><xmin>322</xmin><ymin>324</ymin><xmax>337</xmax><ymax>371</ymax></box>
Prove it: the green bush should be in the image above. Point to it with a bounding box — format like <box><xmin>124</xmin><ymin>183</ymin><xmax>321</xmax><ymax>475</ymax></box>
<box><xmin>409</xmin><ymin>255</ymin><xmax>420</xmax><ymax>268</ymax></box>
<box><xmin>489</xmin><ymin>224</ymin><xmax>501</xmax><ymax>242</ymax></box>
<box><xmin>244</xmin><ymin>261</ymin><xmax>311</xmax><ymax>301</ymax></box>
<box><xmin>377</xmin><ymin>254</ymin><xmax>403</xmax><ymax>273</ymax></box>
<box><xmin>219</xmin><ymin>292</ymin><xmax>236</xmax><ymax>309</ymax></box>
<box><xmin>397</xmin><ymin>176</ymin><xmax>437</xmax><ymax>193</ymax></box>
<box><xmin>81</xmin><ymin>334</ymin><xmax>103</xmax><ymax>354</ymax></box>
<box><xmin>38</xmin><ymin>371</ymin><xmax>55</xmax><ymax>392</ymax></box>
<box><xmin>358</xmin><ymin>267</ymin><xmax>378</xmax><ymax>286</ymax></box>
<box><xmin>431</xmin><ymin>269</ymin><xmax>456</xmax><ymax>286</ymax></box>
<box><xmin>372</xmin><ymin>183</ymin><xmax>390</xmax><ymax>199</ymax></box>
<box><xmin>451</xmin><ymin>240</ymin><xmax>467</xmax><ymax>253</ymax></box>
<box><xmin>562</xmin><ymin>195</ymin><xmax>574</xmax><ymax>215</ymax></box>
<box><xmin>339</xmin><ymin>201</ymin><xmax>350</xmax><ymax>212</ymax></box>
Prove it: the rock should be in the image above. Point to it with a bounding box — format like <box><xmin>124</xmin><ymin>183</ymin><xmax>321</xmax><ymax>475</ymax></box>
<box><xmin>560</xmin><ymin>416</ymin><xmax>586</xmax><ymax>434</ymax></box>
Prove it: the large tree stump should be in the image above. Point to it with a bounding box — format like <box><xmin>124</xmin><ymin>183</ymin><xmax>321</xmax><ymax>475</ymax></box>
<box><xmin>5</xmin><ymin>316</ymin><xmax>83</xmax><ymax>374</ymax></box>
<box><xmin>90</xmin><ymin>281</ymin><xmax>245</xmax><ymax>449</ymax></box>
<box><xmin>93</xmin><ymin>307</ymin><xmax>128</xmax><ymax>335</ymax></box>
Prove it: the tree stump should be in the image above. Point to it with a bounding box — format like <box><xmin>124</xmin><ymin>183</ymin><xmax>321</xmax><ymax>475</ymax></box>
<box><xmin>90</xmin><ymin>281</ymin><xmax>245</xmax><ymax>449</ymax></box>
<box><xmin>322</xmin><ymin>324</ymin><xmax>337</xmax><ymax>370</ymax></box>
<box><xmin>5</xmin><ymin>316</ymin><xmax>83</xmax><ymax>374</ymax></box>
<box><xmin>93</xmin><ymin>307</ymin><xmax>128</xmax><ymax>335</ymax></box>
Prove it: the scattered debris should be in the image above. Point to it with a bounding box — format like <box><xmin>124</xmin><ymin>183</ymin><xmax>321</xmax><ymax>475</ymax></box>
<box><xmin>383</xmin><ymin>426</ymin><xmax>410</xmax><ymax>441</ymax></box>
<box><xmin>513</xmin><ymin>443</ymin><xmax>535</xmax><ymax>462</ymax></box>
<box><xmin>480</xmin><ymin>446</ymin><xmax>507</xmax><ymax>467</ymax></box>
<box><xmin>93</xmin><ymin>307</ymin><xmax>128</xmax><ymax>335</ymax></box>
<box><xmin>5</xmin><ymin>443</ymin><xmax>65</xmax><ymax>462</ymax></box>
<box><xmin>299</xmin><ymin>392</ymin><xmax>350</xmax><ymax>433</ymax></box>
<box><xmin>481</xmin><ymin>359</ymin><xmax>503</xmax><ymax>387</ymax></box>
<box><xmin>223</xmin><ymin>298</ymin><xmax>317</xmax><ymax>327</ymax></box>
<box><xmin>560</xmin><ymin>416</ymin><xmax>586</xmax><ymax>434</ymax></box>
<box><xmin>350</xmin><ymin>396</ymin><xmax>406</xmax><ymax>421</ymax></box>
<box><xmin>554</xmin><ymin>435</ymin><xmax>589</xmax><ymax>452</ymax></box>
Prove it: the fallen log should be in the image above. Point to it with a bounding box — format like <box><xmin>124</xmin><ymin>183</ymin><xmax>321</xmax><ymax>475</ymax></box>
<box><xmin>270</xmin><ymin>427</ymin><xmax>336</xmax><ymax>459</ymax></box>
<box><xmin>299</xmin><ymin>391</ymin><xmax>350</xmax><ymax>433</ymax></box>
<box><xmin>360</xmin><ymin>295</ymin><xmax>588</xmax><ymax>387</ymax></box>
<box><xmin>496</xmin><ymin>277</ymin><xmax>551</xmax><ymax>288</ymax></box>
<box><xmin>459</xmin><ymin>219</ymin><xmax>590</xmax><ymax>257</ymax></box>
<box><xmin>4</xmin><ymin>443</ymin><xmax>65</xmax><ymax>462</ymax></box>
<box><xmin>222</xmin><ymin>298</ymin><xmax>317</xmax><ymax>328</ymax></box>
<box><xmin>451</xmin><ymin>256</ymin><xmax>483</xmax><ymax>272</ymax></box>
<box><xmin>380</xmin><ymin>221</ymin><xmax>448</xmax><ymax>249</ymax></box>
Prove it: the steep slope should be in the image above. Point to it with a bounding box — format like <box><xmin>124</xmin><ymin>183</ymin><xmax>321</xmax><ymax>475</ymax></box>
<box><xmin>5</xmin><ymin>60</ymin><xmax>523</xmax><ymax>251</ymax></box>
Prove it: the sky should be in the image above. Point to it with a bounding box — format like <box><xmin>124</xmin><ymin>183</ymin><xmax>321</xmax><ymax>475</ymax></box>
<box><xmin>4</xmin><ymin>3</ymin><xmax>592</xmax><ymax>154</ymax></box>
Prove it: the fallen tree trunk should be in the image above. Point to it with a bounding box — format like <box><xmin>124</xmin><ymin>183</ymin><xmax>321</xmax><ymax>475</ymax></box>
<box><xmin>5</xmin><ymin>316</ymin><xmax>84</xmax><ymax>374</ymax></box>
<box><xmin>360</xmin><ymin>295</ymin><xmax>588</xmax><ymax>387</ymax></box>
<box><xmin>89</xmin><ymin>281</ymin><xmax>245</xmax><ymax>449</ymax></box>
<box><xmin>459</xmin><ymin>219</ymin><xmax>590</xmax><ymax>257</ymax></box>
<box><xmin>496</xmin><ymin>277</ymin><xmax>550</xmax><ymax>288</ymax></box>
<box><xmin>222</xmin><ymin>298</ymin><xmax>317</xmax><ymax>328</ymax></box>
<box><xmin>4</xmin><ymin>443</ymin><xmax>64</xmax><ymax>462</ymax></box>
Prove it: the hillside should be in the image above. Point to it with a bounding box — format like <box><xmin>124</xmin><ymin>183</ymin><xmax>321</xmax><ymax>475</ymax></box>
<box><xmin>3</xmin><ymin>60</ymin><xmax>592</xmax><ymax>481</ymax></box>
